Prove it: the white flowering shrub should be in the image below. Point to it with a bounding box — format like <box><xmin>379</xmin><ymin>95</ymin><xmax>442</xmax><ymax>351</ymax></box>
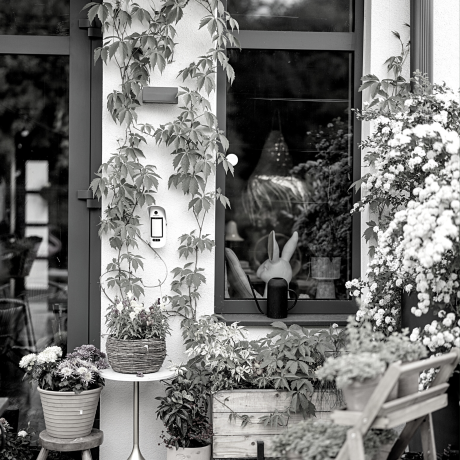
<box><xmin>348</xmin><ymin>75</ymin><xmax>460</xmax><ymax>340</ymax></box>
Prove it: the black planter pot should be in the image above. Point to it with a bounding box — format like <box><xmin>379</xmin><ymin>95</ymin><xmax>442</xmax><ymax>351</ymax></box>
<box><xmin>401</xmin><ymin>292</ymin><xmax>460</xmax><ymax>453</ymax></box>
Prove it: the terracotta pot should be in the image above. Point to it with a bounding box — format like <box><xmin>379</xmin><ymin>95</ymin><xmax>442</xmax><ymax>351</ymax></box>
<box><xmin>398</xmin><ymin>369</ymin><xmax>419</xmax><ymax>398</ymax></box>
<box><xmin>341</xmin><ymin>376</ymin><xmax>398</xmax><ymax>412</ymax></box>
<box><xmin>38</xmin><ymin>386</ymin><xmax>102</xmax><ymax>438</ymax></box>
<box><xmin>166</xmin><ymin>445</ymin><xmax>211</xmax><ymax>460</ymax></box>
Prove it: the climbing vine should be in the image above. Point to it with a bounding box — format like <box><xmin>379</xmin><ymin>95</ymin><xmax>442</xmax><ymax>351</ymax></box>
<box><xmin>85</xmin><ymin>0</ymin><xmax>238</xmax><ymax>323</ymax></box>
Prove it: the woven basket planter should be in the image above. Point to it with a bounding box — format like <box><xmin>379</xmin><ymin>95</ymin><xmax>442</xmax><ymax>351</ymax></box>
<box><xmin>38</xmin><ymin>386</ymin><xmax>102</xmax><ymax>439</ymax></box>
<box><xmin>106</xmin><ymin>336</ymin><xmax>166</xmax><ymax>374</ymax></box>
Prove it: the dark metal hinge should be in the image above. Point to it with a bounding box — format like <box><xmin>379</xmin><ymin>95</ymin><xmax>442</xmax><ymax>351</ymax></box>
<box><xmin>78</xmin><ymin>190</ymin><xmax>101</xmax><ymax>209</ymax></box>
<box><xmin>78</xmin><ymin>18</ymin><xmax>102</xmax><ymax>38</ymax></box>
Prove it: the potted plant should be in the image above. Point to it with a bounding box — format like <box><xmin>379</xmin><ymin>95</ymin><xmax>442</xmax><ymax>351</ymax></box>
<box><xmin>176</xmin><ymin>316</ymin><xmax>344</xmax><ymax>458</ymax></box>
<box><xmin>156</xmin><ymin>364</ymin><xmax>213</xmax><ymax>460</ymax></box>
<box><xmin>19</xmin><ymin>345</ymin><xmax>108</xmax><ymax>439</ymax></box>
<box><xmin>346</xmin><ymin>318</ymin><xmax>428</xmax><ymax>396</ymax></box>
<box><xmin>104</xmin><ymin>295</ymin><xmax>170</xmax><ymax>374</ymax></box>
<box><xmin>316</xmin><ymin>352</ymin><xmax>391</xmax><ymax>411</ymax></box>
<box><xmin>271</xmin><ymin>419</ymin><xmax>398</xmax><ymax>460</ymax></box>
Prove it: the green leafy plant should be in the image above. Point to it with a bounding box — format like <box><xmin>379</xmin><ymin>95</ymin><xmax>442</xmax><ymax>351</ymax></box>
<box><xmin>173</xmin><ymin>316</ymin><xmax>344</xmax><ymax>427</ymax></box>
<box><xmin>316</xmin><ymin>352</ymin><xmax>386</xmax><ymax>389</ymax></box>
<box><xmin>271</xmin><ymin>419</ymin><xmax>398</xmax><ymax>460</ymax></box>
<box><xmin>359</xmin><ymin>28</ymin><xmax>411</xmax><ymax>113</ymax></box>
<box><xmin>105</xmin><ymin>295</ymin><xmax>170</xmax><ymax>339</ymax></box>
<box><xmin>156</xmin><ymin>364</ymin><xmax>213</xmax><ymax>449</ymax></box>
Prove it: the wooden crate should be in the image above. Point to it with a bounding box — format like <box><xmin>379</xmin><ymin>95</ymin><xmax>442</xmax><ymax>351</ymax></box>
<box><xmin>212</xmin><ymin>389</ymin><xmax>336</xmax><ymax>458</ymax></box>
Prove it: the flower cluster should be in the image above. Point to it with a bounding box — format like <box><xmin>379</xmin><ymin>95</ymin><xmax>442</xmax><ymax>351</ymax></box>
<box><xmin>55</xmin><ymin>357</ymin><xmax>105</xmax><ymax>393</ymax></box>
<box><xmin>105</xmin><ymin>294</ymin><xmax>170</xmax><ymax>340</ymax></box>
<box><xmin>348</xmin><ymin>77</ymin><xmax>460</xmax><ymax>336</ymax></box>
<box><xmin>66</xmin><ymin>344</ymin><xmax>109</xmax><ymax>370</ymax></box>
<box><xmin>19</xmin><ymin>345</ymin><xmax>107</xmax><ymax>393</ymax></box>
<box><xmin>416</xmin><ymin>310</ymin><xmax>460</xmax><ymax>354</ymax></box>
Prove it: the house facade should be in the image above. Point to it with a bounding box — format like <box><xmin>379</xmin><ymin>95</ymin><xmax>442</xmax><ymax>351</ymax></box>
<box><xmin>0</xmin><ymin>1</ymin><xmax>458</xmax><ymax>460</ymax></box>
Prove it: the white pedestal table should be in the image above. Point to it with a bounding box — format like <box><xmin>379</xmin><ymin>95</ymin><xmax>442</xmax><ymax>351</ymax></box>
<box><xmin>100</xmin><ymin>368</ymin><xmax>175</xmax><ymax>460</ymax></box>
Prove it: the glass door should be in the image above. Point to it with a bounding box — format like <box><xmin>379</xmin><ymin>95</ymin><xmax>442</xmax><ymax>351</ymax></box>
<box><xmin>0</xmin><ymin>0</ymin><xmax>101</xmax><ymax>435</ymax></box>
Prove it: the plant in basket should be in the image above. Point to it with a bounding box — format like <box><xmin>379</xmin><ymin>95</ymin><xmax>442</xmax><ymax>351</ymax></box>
<box><xmin>19</xmin><ymin>345</ymin><xmax>108</xmax><ymax>439</ymax></box>
<box><xmin>105</xmin><ymin>294</ymin><xmax>170</xmax><ymax>374</ymax></box>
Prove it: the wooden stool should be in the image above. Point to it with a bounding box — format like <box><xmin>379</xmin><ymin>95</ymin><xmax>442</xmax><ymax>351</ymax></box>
<box><xmin>37</xmin><ymin>429</ymin><xmax>103</xmax><ymax>460</ymax></box>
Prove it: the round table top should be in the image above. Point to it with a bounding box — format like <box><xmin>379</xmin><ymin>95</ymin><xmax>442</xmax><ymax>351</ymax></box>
<box><xmin>100</xmin><ymin>367</ymin><xmax>175</xmax><ymax>382</ymax></box>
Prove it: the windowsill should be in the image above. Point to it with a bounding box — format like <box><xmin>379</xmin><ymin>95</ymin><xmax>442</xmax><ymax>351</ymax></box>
<box><xmin>218</xmin><ymin>313</ymin><xmax>350</xmax><ymax>327</ymax></box>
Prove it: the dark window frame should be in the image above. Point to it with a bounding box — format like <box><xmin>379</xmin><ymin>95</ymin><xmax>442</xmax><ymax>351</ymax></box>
<box><xmin>214</xmin><ymin>0</ymin><xmax>364</xmax><ymax>326</ymax></box>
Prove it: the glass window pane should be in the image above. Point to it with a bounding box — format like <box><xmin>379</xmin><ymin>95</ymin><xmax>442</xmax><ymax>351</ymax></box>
<box><xmin>0</xmin><ymin>54</ymin><xmax>69</xmax><ymax>435</ymax></box>
<box><xmin>228</xmin><ymin>0</ymin><xmax>352</xmax><ymax>32</ymax></box>
<box><xmin>0</xmin><ymin>0</ymin><xmax>69</xmax><ymax>35</ymax></box>
<box><xmin>224</xmin><ymin>49</ymin><xmax>353</xmax><ymax>301</ymax></box>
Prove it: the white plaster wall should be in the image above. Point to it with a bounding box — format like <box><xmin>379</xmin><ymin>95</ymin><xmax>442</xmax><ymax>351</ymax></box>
<box><xmin>100</xmin><ymin>3</ymin><xmax>217</xmax><ymax>459</ymax></box>
<box><xmin>360</xmin><ymin>0</ymin><xmax>410</xmax><ymax>273</ymax></box>
<box><xmin>433</xmin><ymin>0</ymin><xmax>460</xmax><ymax>91</ymax></box>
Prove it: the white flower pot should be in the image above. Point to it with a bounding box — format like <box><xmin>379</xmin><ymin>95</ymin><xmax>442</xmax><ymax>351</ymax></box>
<box><xmin>341</xmin><ymin>377</ymin><xmax>398</xmax><ymax>412</ymax></box>
<box><xmin>38</xmin><ymin>386</ymin><xmax>102</xmax><ymax>438</ymax></box>
<box><xmin>166</xmin><ymin>445</ymin><xmax>211</xmax><ymax>460</ymax></box>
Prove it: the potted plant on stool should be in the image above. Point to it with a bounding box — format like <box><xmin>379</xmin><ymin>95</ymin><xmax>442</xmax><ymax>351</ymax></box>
<box><xmin>19</xmin><ymin>345</ymin><xmax>108</xmax><ymax>439</ymax></box>
<box><xmin>105</xmin><ymin>295</ymin><xmax>170</xmax><ymax>374</ymax></box>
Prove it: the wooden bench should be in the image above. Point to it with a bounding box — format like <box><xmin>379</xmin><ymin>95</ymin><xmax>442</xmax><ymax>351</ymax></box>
<box><xmin>330</xmin><ymin>349</ymin><xmax>460</xmax><ymax>460</ymax></box>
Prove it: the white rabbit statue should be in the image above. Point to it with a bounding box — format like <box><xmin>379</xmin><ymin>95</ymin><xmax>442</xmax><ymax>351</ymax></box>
<box><xmin>256</xmin><ymin>231</ymin><xmax>299</xmax><ymax>296</ymax></box>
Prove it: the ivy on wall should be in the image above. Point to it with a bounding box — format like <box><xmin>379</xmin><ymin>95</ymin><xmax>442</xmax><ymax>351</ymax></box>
<box><xmin>85</xmin><ymin>0</ymin><xmax>239</xmax><ymax>323</ymax></box>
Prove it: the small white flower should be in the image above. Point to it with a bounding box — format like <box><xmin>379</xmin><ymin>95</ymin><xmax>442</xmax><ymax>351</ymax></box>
<box><xmin>129</xmin><ymin>312</ymin><xmax>136</xmax><ymax>321</ymax></box>
<box><xmin>17</xmin><ymin>431</ymin><xmax>28</xmax><ymax>438</ymax></box>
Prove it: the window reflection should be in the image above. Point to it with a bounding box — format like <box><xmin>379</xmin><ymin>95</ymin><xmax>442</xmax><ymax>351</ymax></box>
<box><xmin>224</xmin><ymin>49</ymin><xmax>352</xmax><ymax>301</ymax></box>
<box><xmin>0</xmin><ymin>54</ymin><xmax>68</xmax><ymax>436</ymax></box>
<box><xmin>0</xmin><ymin>0</ymin><xmax>69</xmax><ymax>36</ymax></box>
<box><xmin>228</xmin><ymin>0</ymin><xmax>352</xmax><ymax>32</ymax></box>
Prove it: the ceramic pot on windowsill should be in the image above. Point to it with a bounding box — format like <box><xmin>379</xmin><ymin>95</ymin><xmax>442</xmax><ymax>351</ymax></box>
<box><xmin>311</xmin><ymin>256</ymin><xmax>341</xmax><ymax>299</ymax></box>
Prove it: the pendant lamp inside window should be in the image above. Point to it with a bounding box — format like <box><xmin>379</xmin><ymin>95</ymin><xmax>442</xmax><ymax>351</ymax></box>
<box><xmin>242</xmin><ymin>111</ymin><xmax>307</xmax><ymax>227</ymax></box>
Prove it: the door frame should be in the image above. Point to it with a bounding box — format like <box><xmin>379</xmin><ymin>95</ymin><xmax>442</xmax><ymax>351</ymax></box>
<box><xmin>0</xmin><ymin>0</ymin><xmax>102</xmax><ymax>349</ymax></box>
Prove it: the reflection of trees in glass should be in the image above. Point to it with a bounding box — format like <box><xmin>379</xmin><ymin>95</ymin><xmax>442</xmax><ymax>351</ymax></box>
<box><xmin>288</xmin><ymin>118</ymin><xmax>352</xmax><ymax>293</ymax></box>
<box><xmin>0</xmin><ymin>55</ymin><xmax>69</xmax><ymax>267</ymax></box>
<box><xmin>228</xmin><ymin>0</ymin><xmax>351</xmax><ymax>32</ymax></box>
<box><xmin>0</xmin><ymin>0</ymin><xmax>69</xmax><ymax>35</ymax></box>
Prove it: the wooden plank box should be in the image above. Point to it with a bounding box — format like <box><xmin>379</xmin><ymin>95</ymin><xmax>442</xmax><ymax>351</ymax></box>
<box><xmin>212</xmin><ymin>389</ymin><xmax>335</xmax><ymax>458</ymax></box>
